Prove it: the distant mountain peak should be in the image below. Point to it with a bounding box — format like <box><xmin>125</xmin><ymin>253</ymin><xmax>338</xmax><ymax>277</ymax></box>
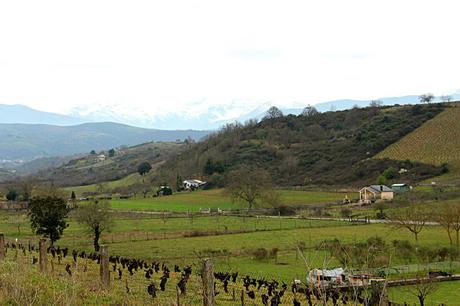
<box><xmin>2</xmin><ymin>91</ymin><xmax>459</xmax><ymax>130</ymax></box>
<box><xmin>0</xmin><ymin>104</ymin><xmax>89</xmax><ymax>126</ymax></box>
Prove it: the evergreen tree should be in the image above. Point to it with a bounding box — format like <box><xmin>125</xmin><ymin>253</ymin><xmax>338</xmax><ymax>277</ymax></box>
<box><xmin>28</xmin><ymin>196</ymin><xmax>70</xmax><ymax>245</ymax></box>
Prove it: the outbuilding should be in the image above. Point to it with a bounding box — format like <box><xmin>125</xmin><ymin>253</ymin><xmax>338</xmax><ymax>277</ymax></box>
<box><xmin>359</xmin><ymin>185</ymin><xmax>394</xmax><ymax>204</ymax></box>
<box><xmin>391</xmin><ymin>183</ymin><xmax>410</xmax><ymax>192</ymax></box>
<box><xmin>183</xmin><ymin>179</ymin><xmax>206</xmax><ymax>190</ymax></box>
<box><xmin>307</xmin><ymin>268</ymin><xmax>347</xmax><ymax>287</ymax></box>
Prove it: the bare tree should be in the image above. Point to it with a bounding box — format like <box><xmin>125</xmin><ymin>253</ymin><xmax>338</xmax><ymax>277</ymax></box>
<box><xmin>406</xmin><ymin>274</ymin><xmax>438</xmax><ymax>306</ymax></box>
<box><xmin>390</xmin><ymin>206</ymin><xmax>428</xmax><ymax>243</ymax></box>
<box><xmin>369</xmin><ymin>100</ymin><xmax>383</xmax><ymax>108</ymax></box>
<box><xmin>226</xmin><ymin>167</ymin><xmax>278</xmax><ymax>210</ymax></box>
<box><xmin>452</xmin><ymin>204</ymin><xmax>460</xmax><ymax>251</ymax></box>
<box><xmin>440</xmin><ymin>95</ymin><xmax>452</xmax><ymax>103</ymax></box>
<box><xmin>75</xmin><ymin>200</ymin><xmax>114</xmax><ymax>252</ymax></box>
<box><xmin>301</xmin><ymin>105</ymin><xmax>319</xmax><ymax>117</ymax></box>
<box><xmin>32</xmin><ymin>182</ymin><xmax>67</xmax><ymax>199</ymax></box>
<box><xmin>263</xmin><ymin>106</ymin><xmax>283</xmax><ymax>120</ymax></box>
<box><xmin>435</xmin><ymin>204</ymin><xmax>455</xmax><ymax>246</ymax></box>
<box><xmin>418</xmin><ymin>93</ymin><xmax>435</xmax><ymax>104</ymax></box>
<box><xmin>435</xmin><ymin>203</ymin><xmax>460</xmax><ymax>250</ymax></box>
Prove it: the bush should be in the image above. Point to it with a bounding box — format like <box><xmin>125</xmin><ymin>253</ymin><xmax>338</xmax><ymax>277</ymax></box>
<box><xmin>275</xmin><ymin>205</ymin><xmax>297</xmax><ymax>216</ymax></box>
<box><xmin>269</xmin><ymin>247</ymin><xmax>279</xmax><ymax>259</ymax></box>
<box><xmin>382</xmin><ymin>166</ymin><xmax>399</xmax><ymax>180</ymax></box>
<box><xmin>340</xmin><ymin>208</ymin><xmax>353</xmax><ymax>218</ymax></box>
<box><xmin>417</xmin><ymin>246</ymin><xmax>439</xmax><ymax>262</ymax></box>
<box><xmin>393</xmin><ymin>240</ymin><xmax>414</xmax><ymax>259</ymax></box>
<box><xmin>203</xmin><ymin>173</ymin><xmax>226</xmax><ymax>189</ymax></box>
<box><xmin>296</xmin><ymin>241</ymin><xmax>306</xmax><ymax>252</ymax></box>
<box><xmin>6</xmin><ymin>190</ymin><xmax>17</xmax><ymax>201</ymax></box>
<box><xmin>253</xmin><ymin>248</ymin><xmax>269</xmax><ymax>261</ymax></box>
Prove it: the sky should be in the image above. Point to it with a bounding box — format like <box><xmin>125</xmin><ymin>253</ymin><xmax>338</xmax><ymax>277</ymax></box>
<box><xmin>0</xmin><ymin>0</ymin><xmax>459</xmax><ymax>119</ymax></box>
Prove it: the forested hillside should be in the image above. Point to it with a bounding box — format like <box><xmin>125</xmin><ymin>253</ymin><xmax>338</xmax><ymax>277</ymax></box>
<box><xmin>154</xmin><ymin>104</ymin><xmax>447</xmax><ymax>187</ymax></box>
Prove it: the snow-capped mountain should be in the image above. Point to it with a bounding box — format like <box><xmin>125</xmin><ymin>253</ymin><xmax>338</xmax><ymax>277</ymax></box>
<box><xmin>68</xmin><ymin>93</ymin><xmax>460</xmax><ymax>130</ymax></box>
<box><xmin>68</xmin><ymin>100</ymin><xmax>286</xmax><ymax>130</ymax></box>
<box><xmin>2</xmin><ymin>92</ymin><xmax>459</xmax><ymax>130</ymax></box>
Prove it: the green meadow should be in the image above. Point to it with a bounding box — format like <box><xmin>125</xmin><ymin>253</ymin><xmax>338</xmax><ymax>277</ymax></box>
<box><xmin>2</xmin><ymin>209</ymin><xmax>458</xmax><ymax>281</ymax></box>
<box><xmin>104</xmin><ymin>189</ymin><xmax>353</xmax><ymax>212</ymax></box>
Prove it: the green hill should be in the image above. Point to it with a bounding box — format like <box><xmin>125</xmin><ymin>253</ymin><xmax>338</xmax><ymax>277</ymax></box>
<box><xmin>0</xmin><ymin>122</ymin><xmax>209</xmax><ymax>160</ymax></box>
<box><xmin>31</xmin><ymin>141</ymin><xmax>185</xmax><ymax>187</ymax></box>
<box><xmin>20</xmin><ymin>103</ymin><xmax>453</xmax><ymax>190</ymax></box>
<box><xmin>152</xmin><ymin>103</ymin><xmax>446</xmax><ymax>187</ymax></box>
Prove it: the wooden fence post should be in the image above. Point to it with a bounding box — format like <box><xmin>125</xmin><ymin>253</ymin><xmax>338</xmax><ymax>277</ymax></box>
<box><xmin>176</xmin><ymin>286</ymin><xmax>181</xmax><ymax>306</ymax></box>
<box><xmin>39</xmin><ymin>238</ymin><xmax>47</xmax><ymax>273</ymax></box>
<box><xmin>201</xmin><ymin>258</ymin><xmax>216</xmax><ymax>306</ymax></box>
<box><xmin>100</xmin><ymin>245</ymin><xmax>110</xmax><ymax>289</ymax></box>
<box><xmin>0</xmin><ymin>234</ymin><xmax>5</xmax><ymax>261</ymax></box>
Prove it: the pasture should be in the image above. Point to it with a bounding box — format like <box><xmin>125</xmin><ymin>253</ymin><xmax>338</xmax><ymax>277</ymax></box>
<box><xmin>2</xmin><ymin>210</ymin><xmax>459</xmax><ymax>281</ymax></box>
<box><xmin>388</xmin><ymin>281</ymin><xmax>460</xmax><ymax>305</ymax></box>
<box><xmin>2</xmin><ymin>185</ymin><xmax>460</xmax><ymax>305</ymax></box>
<box><xmin>105</xmin><ymin>189</ymin><xmax>353</xmax><ymax>212</ymax></box>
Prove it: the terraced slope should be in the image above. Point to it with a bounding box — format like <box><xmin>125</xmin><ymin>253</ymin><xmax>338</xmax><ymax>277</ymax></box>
<box><xmin>376</xmin><ymin>104</ymin><xmax>460</xmax><ymax>168</ymax></box>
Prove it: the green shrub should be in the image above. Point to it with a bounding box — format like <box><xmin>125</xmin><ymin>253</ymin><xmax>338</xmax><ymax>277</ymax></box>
<box><xmin>253</xmin><ymin>248</ymin><xmax>269</xmax><ymax>261</ymax></box>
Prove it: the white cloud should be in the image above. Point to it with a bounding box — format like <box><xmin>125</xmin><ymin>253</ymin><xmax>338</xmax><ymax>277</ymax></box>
<box><xmin>0</xmin><ymin>0</ymin><xmax>459</xmax><ymax>121</ymax></box>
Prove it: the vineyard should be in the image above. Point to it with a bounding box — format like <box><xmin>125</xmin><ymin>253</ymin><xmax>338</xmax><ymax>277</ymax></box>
<box><xmin>2</xmin><ymin>237</ymin><xmax>460</xmax><ymax>305</ymax></box>
<box><xmin>0</xmin><ymin>240</ymin><xmax>388</xmax><ymax>305</ymax></box>
<box><xmin>3</xmin><ymin>207</ymin><xmax>460</xmax><ymax>305</ymax></box>
<box><xmin>376</xmin><ymin>105</ymin><xmax>460</xmax><ymax>169</ymax></box>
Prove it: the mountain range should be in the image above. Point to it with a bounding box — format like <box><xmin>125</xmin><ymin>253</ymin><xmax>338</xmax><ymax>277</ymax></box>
<box><xmin>2</xmin><ymin>93</ymin><xmax>460</xmax><ymax>130</ymax></box>
<box><xmin>1</xmin><ymin>93</ymin><xmax>459</xmax><ymax>163</ymax></box>
<box><xmin>0</xmin><ymin>122</ymin><xmax>209</xmax><ymax>161</ymax></box>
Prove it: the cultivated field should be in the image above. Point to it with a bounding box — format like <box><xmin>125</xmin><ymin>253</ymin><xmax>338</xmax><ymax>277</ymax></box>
<box><xmin>376</xmin><ymin>105</ymin><xmax>460</xmax><ymax>169</ymax></box>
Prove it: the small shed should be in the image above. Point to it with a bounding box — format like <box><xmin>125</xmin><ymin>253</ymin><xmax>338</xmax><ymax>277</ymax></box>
<box><xmin>391</xmin><ymin>183</ymin><xmax>409</xmax><ymax>192</ymax></box>
<box><xmin>307</xmin><ymin>268</ymin><xmax>347</xmax><ymax>287</ymax></box>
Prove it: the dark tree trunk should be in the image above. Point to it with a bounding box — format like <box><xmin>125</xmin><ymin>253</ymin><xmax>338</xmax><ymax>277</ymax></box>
<box><xmin>94</xmin><ymin>226</ymin><xmax>101</xmax><ymax>252</ymax></box>
<box><xmin>456</xmin><ymin>230</ymin><xmax>459</xmax><ymax>251</ymax></box>
<box><xmin>418</xmin><ymin>295</ymin><xmax>424</xmax><ymax>306</ymax></box>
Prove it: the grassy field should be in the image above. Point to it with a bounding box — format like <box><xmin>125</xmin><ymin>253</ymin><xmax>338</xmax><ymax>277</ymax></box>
<box><xmin>104</xmin><ymin>189</ymin><xmax>353</xmax><ymax>212</ymax></box>
<box><xmin>388</xmin><ymin>281</ymin><xmax>460</xmax><ymax>305</ymax></box>
<box><xmin>1</xmin><ymin>210</ymin><xmax>458</xmax><ymax>280</ymax></box>
<box><xmin>65</xmin><ymin>173</ymin><xmax>143</xmax><ymax>195</ymax></box>
<box><xmin>376</xmin><ymin>106</ymin><xmax>460</xmax><ymax>169</ymax></box>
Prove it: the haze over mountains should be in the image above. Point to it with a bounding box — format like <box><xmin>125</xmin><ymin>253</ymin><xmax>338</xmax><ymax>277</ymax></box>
<box><xmin>1</xmin><ymin>93</ymin><xmax>459</xmax><ymax>163</ymax></box>
<box><xmin>0</xmin><ymin>122</ymin><xmax>208</xmax><ymax>161</ymax></box>
<box><xmin>2</xmin><ymin>93</ymin><xmax>460</xmax><ymax>130</ymax></box>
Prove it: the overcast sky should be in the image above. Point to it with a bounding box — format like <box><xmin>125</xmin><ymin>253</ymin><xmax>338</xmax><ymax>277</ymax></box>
<box><xmin>0</xmin><ymin>0</ymin><xmax>459</xmax><ymax>117</ymax></box>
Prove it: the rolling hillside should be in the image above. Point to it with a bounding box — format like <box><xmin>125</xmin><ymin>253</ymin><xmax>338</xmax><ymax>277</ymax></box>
<box><xmin>31</xmin><ymin>141</ymin><xmax>185</xmax><ymax>187</ymax></box>
<box><xmin>151</xmin><ymin>103</ymin><xmax>447</xmax><ymax>187</ymax></box>
<box><xmin>0</xmin><ymin>122</ymin><xmax>209</xmax><ymax>161</ymax></box>
<box><xmin>11</xmin><ymin>103</ymin><xmax>453</xmax><ymax>189</ymax></box>
<box><xmin>376</xmin><ymin>104</ymin><xmax>460</xmax><ymax>169</ymax></box>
